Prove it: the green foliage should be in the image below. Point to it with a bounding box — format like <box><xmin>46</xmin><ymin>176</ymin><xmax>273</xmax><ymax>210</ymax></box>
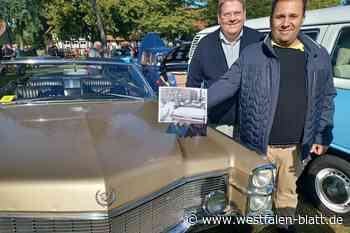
<box><xmin>1</xmin><ymin>0</ymin><xmax>205</xmax><ymax>45</ymax></box>
<box><xmin>206</xmin><ymin>0</ymin><xmax>218</xmax><ymax>26</ymax></box>
<box><xmin>206</xmin><ymin>0</ymin><xmax>341</xmax><ymax>26</ymax></box>
<box><xmin>0</xmin><ymin>0</ymin><xmax>45</xmax><ymax>48</ymax></box>
<box><xmin>115</xmin><ymin>0</ymin><xmax>203</xmax><ymax>40</ymax></box>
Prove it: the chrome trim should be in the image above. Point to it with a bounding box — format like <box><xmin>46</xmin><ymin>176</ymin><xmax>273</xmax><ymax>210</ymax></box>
<box><xmin>231</xmin><ymin>184</ymin><xmax>274</xmax><ymax>196</ymax></box>
<box><xmin>202</xmin><ymin>191</ymin><xmax>227</xmax><ymax>215</ymax></box>
<box><xmin>0</xmin><ymin>58</ymin><xmax>129</xmax><ymax>66</ymax></box>
<box><xmin>110</xmin><ymin>169</ymin><xmax>229</xmax><ymax>218</ymax></box>
<box><xmin>246</xmin><ymin>163</ymin><xmax>276</xmax><ymax>215</ymax></box>
<box><xmin>231</xmin><ymin>181</ymin><xmax>249</xmax><ymax>195</ymax></box>
<box><xmin>249</xmin><ymin>163</ymin><xmax>276</xmax><ymax>193</ymax></box>
<box><xmin>251</xmin><ymin>163</ymin><xmax>276</xmax><ymax>175</ymax></box>
<box><xmin>0</xmin><ymin>211</ymin><xmax>109</xmax><ymax>220</ymax></box>
<box><xmin>0</xmin><ymin>171</ymin><xmax>228</xmax><ymax>224</ymax></box>
<box><xmin>247</xmin><ymin>185</ymin><xmax>274</xmax><ymax>196</ymax></box>
<box><xmin>164</xmin><ymin>220</ymin><xmax>192</xmax><ymax>233</ymax></box>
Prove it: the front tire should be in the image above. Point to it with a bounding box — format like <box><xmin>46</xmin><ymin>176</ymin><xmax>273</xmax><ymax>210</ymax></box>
<box><xmin>304</xmin><ymin>154</ymin><xmax>350</xmax><ymax>224</ymax></box>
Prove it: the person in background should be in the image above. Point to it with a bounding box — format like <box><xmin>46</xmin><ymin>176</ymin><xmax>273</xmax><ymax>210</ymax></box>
<box><xmin>207</xmin><ymin>0</ymin><xmax>336</xmax><ymax>232</ymax></box>
<box><xmin>88</xmin><ymin>41</ymin><xmax>103</xmax><ymax>58</ymax></box>
<box><xmin>47</xmin><ymin>40</ymin><xmax>59</xmax><ymax>57</ymax></box>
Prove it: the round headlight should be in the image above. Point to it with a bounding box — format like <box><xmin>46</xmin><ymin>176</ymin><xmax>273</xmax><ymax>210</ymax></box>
<box><xmin>203</xmin><ymin>191</ymin><xmax>227</xmax><ymax>215</ymax></box>
<box><xmin>249</xmin><ymin>195</ymin><xmax>270</xmax><ymax>212</ymax></box>
<box><xmin>252</xmin><ymin>170</ymin><xmax>273</xmax><ymax>188</ymax></box>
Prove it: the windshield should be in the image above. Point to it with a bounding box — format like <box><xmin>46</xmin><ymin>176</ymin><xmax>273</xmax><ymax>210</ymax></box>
<box><xmin>0</xmin><ymin>60</ymin><xmax>153</xmax><ymax>105</ymax></box>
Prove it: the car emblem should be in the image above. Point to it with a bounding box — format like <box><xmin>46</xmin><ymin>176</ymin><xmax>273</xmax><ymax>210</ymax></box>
<box><xmin>95</xmin><ymin>189</ymin><xmax>116</xmax><ymax>207</ymax></box>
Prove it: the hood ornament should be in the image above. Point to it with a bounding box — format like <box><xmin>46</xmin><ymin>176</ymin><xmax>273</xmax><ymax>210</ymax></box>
<box><xmin>95</xmin><ymin>189</ymin><xmax>116</xmax><ymax>207</ymax></box>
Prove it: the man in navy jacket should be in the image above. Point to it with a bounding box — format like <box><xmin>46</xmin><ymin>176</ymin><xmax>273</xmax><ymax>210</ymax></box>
<box><xmin>187</xmin><ymin>0</ymin><xmax>262</xmax><ymax>126</ymax></box>
<box><xmin>208</xmin><ymin>0</ymin><xmax>336</xmax><ymax>232</ymax></box>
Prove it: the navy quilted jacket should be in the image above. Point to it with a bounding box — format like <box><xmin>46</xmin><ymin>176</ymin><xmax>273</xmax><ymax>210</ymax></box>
<box><xmin>208</xmin><ymin>34</ymin><xmax>336</xmax><ymax>160</ymax></box>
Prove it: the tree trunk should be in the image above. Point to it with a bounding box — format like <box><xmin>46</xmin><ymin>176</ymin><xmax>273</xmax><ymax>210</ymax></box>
<box><xmin>90</xmin><ymin>0</ymin><xmax>106</xmax><ymax>46</ymax></box>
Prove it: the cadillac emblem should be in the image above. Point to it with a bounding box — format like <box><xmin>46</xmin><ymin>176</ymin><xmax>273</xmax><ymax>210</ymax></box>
<box><xmin>95</xmin><ymin>189</ymin><xmax>116</xmax><ymax>207</ymax></box>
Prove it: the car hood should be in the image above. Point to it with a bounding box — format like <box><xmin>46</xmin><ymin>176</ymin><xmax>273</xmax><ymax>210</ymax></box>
<box><xmin>0</xmin><ymin>100</ymin><xmax>232</xmax><ymax>213</ymax></box>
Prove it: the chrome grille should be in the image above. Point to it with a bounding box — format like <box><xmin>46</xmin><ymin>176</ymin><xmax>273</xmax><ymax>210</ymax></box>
<box><xmin>0</xmin><ymin>174</ymin><xmax>227</xmax><ymax>233</ymax></box>
<box><xmin>0</xmin><ymin>218</ymin><xmax>111</xmax><ymax>233</ymax></box>
<box><xmin>112</xmin><ymin>174</ymin><xmax>228</xmax><ymax>233</ymax></box>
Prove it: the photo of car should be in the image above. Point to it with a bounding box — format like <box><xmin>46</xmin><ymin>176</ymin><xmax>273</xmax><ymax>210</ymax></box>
<box><xmin>158</xmin><ymin>87</ymin><xmax>207</xmax><ymax>124</ymax></box>
<box><xmin>0</xmin><ymin>58</ymin><xmax>275</xmax><ymax>233</ymax></box>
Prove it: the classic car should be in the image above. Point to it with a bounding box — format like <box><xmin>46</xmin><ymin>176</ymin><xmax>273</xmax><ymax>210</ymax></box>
<box><xmin>171</xmin><ymin>106</ymin><xmax>206</xmax><ymax>124</ymax></box>
<box><xmin>0</xmin><ymin>58</ymin><xmax>275</xmax><ymax>233</ymax></box>
<box><xmin>160</xmin><ymin>41</ymin><xmax>191</xmax><ymax>88</ymax></box>
<box><xmin>111</xmin><ymin>47</ymin><xmax>133</xmax><ymax>63</ymax></box>
<box><xmin>139</xmin><ymin>46</ymin><xmax>171</xmax><ymax>91</ymax></box>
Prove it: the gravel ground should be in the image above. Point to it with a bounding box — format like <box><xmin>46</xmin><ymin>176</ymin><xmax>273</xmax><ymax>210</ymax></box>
<box><xmin>192</xmin><ymin>197</ymin><xmax>349</xmax><ymax>233</ymax></box>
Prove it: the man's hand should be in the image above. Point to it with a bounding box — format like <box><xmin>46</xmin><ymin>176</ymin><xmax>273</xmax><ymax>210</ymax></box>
<box><xmin>310</xmin><ymin>144</ymin><xmax>329</xmax><ymax>155</ymax></box>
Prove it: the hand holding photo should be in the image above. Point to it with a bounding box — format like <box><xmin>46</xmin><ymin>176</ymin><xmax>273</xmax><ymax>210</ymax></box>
<box><xmin>158</xmin><ymin>87</ymin><xmax>207</xmax><ymax>124</ymax></box>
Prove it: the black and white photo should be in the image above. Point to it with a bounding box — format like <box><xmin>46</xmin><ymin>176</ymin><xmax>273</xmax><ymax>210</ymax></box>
<box><xmin>158</xmin><ymin>87</ymin><xmax>207</xmax><ymax>124</ymax></box>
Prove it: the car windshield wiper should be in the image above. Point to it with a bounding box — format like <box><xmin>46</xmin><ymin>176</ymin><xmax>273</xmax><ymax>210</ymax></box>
<box><xmin>12</xmin><ymin>96</ymin><xmax>76</xmax><ymax>104</ymax></box>
<box><xmin>94</xmin><ymin>87</ymin><xmax>144</xmax><ymax>100</ymax></box>
<box><xmin>94</xmin><ymin>93</ymin><xmax>144</xmax><ymax>100</ymax></box>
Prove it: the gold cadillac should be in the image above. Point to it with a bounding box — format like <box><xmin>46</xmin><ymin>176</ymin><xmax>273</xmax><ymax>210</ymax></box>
<box><xmin>0</xmin><ymin>58</ymin><xmax>275</xmax><ymax>233</ymax></box>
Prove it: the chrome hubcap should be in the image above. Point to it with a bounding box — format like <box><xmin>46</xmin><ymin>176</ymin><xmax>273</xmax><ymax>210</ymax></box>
<box><xmin>315</xmin><ymin>168</ymin><xmax>350</xmax><ymax>213</ymax></box>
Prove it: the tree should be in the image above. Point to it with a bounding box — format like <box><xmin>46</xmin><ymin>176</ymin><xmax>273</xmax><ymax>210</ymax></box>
<box><xmin>89</xmin><ymin>0</ymin><xmax>106</xmax><ymax>45</ymax></box>
<box><xmin>0</xmin><ymin>0</ymin><xmax>45</xmax><ymax>48</ymax></box>
<box><xmin>114</xmin><ymin>0</ymin><xmax>204</xmax><ymax>41</ymax></box>
<box><xmin>45</xmin><ymin>0</ymin><xmax>118</xmax><ymax>44</ymax></box>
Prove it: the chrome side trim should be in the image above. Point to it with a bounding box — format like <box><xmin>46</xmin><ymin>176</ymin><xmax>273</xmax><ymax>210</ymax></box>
<box><xmin>0</xmin><ymin>211</ymin><xmax>109</xmax><ymax>220</ymax></box>
<box><xmin>250</xmin><ymin>163</ymin><xmax>276</xmax><ymax>175</ymax></box>
<box><xmin>231</xmin><ymin>181</ymin><xmax>249</xmax><ymax>195</ymax></box>
<box><xmin>110</xmin><ymin>169</ymin><xmax>229</xmax><ymax>218</ymax></box>
<box><xmin>0</xmin><ymin>58</ymin><xmax>129</xmax><ymax>66</ymax></box>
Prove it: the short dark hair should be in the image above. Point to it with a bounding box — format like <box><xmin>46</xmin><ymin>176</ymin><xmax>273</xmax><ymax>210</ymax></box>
<box><xmin>271</xmin><ymin>0</ymin><xmax>307</xmax><ymax>17</ymax></box>
<box><xmin>218</xmin><ymin>0</ymin><xmax>246</xmax><ymax>15</ymax></box>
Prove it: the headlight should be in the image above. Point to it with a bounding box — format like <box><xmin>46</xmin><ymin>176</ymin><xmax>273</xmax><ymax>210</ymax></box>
<box><xmin>249</xmin><ymin>195</ymin><xmax>272</xmax><ymax>212</ymax></box>
<box><xmin>202</xmin><ymin>191</ymin><xmax>227</xmax><ymax>215</ymax></box>
<box><xmin>251</xmin><ymin>169</ymin><xmax>273</xmax><ymax>188</ymax></box>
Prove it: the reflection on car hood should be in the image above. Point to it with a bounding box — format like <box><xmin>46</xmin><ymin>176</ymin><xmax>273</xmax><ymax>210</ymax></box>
<box><xmin>0</xmin><ymin>101</ymin><xmax>232</xmax><ymax>213</ymax></box>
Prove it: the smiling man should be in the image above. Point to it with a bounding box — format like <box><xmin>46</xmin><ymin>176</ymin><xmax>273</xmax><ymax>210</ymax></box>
<box><xmin>207</xmin><ymin>0</ymin><xmax>336</xmax><ymax>232</ymax></box>
<box><xmin>187</xmin><ymin>0</ymin><xmax>262</xmax><ymax>127</ymax></box>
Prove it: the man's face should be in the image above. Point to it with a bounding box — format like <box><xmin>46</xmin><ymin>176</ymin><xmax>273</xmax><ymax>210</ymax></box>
<box><xmin>95</xmin><ymin>43</ymin><xmax>102</xmax><ymax>51</ymax></box>
<box><xmin>271</xmin><ymin>0</ymin><xmax>304</xmax><ymax>46</ymax></box>
<box><xmin>218</xmin><ymin>1</ymin><xmax>246</xmax><ymax>41</ymax></box>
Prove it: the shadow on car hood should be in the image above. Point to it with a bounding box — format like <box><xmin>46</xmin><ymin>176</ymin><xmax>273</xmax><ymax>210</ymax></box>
<box><xmin>0</xmin><ymin>100</ymin><xmax>232</xmax><ymax>213</ymax></box>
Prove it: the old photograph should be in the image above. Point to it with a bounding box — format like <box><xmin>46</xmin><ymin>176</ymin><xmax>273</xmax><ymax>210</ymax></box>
<box><xmin>158</xmin><ymin>87</ymin><xmax>207</xmax><ymax>124</ymax></box>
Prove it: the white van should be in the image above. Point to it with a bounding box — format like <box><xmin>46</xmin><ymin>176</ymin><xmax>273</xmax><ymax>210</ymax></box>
<box><xmin>189</xmin><ymin>5</ymin><xmax>350</xmax><ymax>222</ymax></box>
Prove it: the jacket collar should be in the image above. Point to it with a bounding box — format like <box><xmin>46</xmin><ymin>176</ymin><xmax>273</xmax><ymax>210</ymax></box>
<box><xmin>262</xmin><ymin>32</ymin><xmax>322</xmax><ymax>58</ymax></box>
<box><xmin>215</xmin><ymin>27</ymin><xmax>245</xmax><ymax>43</ymax></box>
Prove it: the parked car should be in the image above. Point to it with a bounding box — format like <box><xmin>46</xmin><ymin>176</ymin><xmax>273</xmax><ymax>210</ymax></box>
<box><xmin>160</xmin><ymin>41</ymin><xmax>191</xmax><ymax>88</ymax></box>
<box><xmin>136</xmin><ymin>32</ymin><xmax>172</xmax><ymax>92</ymax></box>
<box><xmin>139</xmin><ymin>46</ymin><xmax>171</xmax><ymax>91</ymax></box>
<box><xmin>139</xmin><ymin>41</ymin><xmax>192</xmax><ymax>93</ymax></box>
<box><xmin>0</xmin><ymin>58</ymin><xmax>275</xmax><ymax>233</ymax></box>
<box><xmin>111</xmin><ymin>47</ymin><xmax>132</xmax><ymax>63</ymax></box>
<box><xmin>189</xmin><ymin>5</ymin><xmax>350</xmax><ymax>223</ymax></box>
